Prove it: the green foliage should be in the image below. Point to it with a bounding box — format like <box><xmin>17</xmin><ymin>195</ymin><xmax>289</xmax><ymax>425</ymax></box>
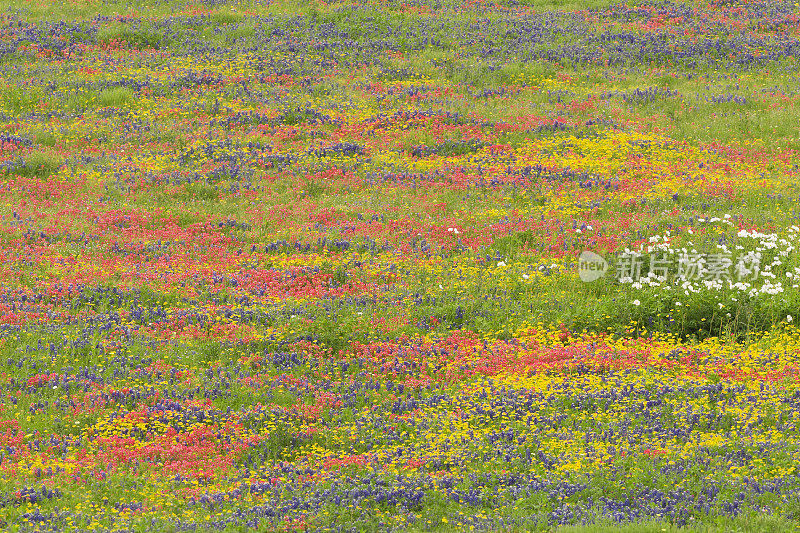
<box><xmin>411</xmin><ymin>139</ymin><xmax>486</xmax><ymax>158</ymax></box>
<box><xmin>492</xmin><ymin>230</ymin><xmax>540</xmax><ymax>257</ymax></box>
<box><xmin>174</xmin><ymin>183</ymin><xmax>220</xmax><ymax>202</ymax></box>
<box><xmin>210</xmin><ymin>10</ymin><xmax>247</xmax><ymax>25</ymax></box>
<box><xmin>96</xmin><ymin>87</ymin><xmax>135</xmax><ymax>108</ymax></box>
<box><xmin>301</xmin><ymin>179</ymin><xmax>328</xmax><ymax>198</ymax></box>
<box><xmin>2</xmin><ymin>2</ymin><xmax>800</xmax><ymax>531</ymax></box>
<box><xmin>262</xmin><ymin>422</ymin><xmax>295</xmax><ymax>461</ymax></box>
<box><xmin>96</xmin><ymin>22</ymin><xmax>169</xmax><ymax>49</ymax></box>
<box><xmin>0</xmin><ymin>86</ymin><xmax>41</xmax><ymax>115</ymax></box>
<box><xmin>3</xmin><ymin>150</ymin><xmax>63</xmax><ymax>179</ymax></box>
<box><xmin>33</xmin><ymin>130</ymin><xmax>58</xmax><ymax>147</ymax></box>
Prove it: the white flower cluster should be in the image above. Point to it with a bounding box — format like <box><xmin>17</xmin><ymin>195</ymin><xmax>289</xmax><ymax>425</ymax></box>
<box><xmin>615</xmin><ymin>223</ymin><xmax>800</xmax><ymax>299</ymax></box>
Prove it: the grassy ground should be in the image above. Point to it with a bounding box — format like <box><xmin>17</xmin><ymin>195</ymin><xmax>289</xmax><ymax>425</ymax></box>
<box><xmin>1</xmin><ymin>0</ymin><xmax>800</xmax><ymax>531</ymax></box>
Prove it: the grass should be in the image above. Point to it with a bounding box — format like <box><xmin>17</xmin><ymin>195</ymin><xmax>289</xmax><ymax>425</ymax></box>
<box><xmin>1</xmin><ymin>0</ymin><xmax>800</xmax><ymax>531</ymax></box>
<box><xmin>561</xmin><ymin>514</ymin><xmax>800</xmax><ymax>532</ymax></box>
<box><xmin>2</xmin><ymin>150</ymin><xmax>63</xmax><ymax>179</ymax></box>
<box><xmin>0</xmin><ymin>86</ymin><xmax>42</xmax><ymax>115</ymax></box>
<box><xmin>96</xmin><ymin>87</ymin><xmax>135</xmax><ymax>109</ymax></box>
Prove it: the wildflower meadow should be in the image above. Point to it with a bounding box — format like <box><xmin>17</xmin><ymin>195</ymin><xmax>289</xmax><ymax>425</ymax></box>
<box><xmin>1</xmin><ymin>0</ymin><xmax>800</xmax><ymax>531</ymax></box>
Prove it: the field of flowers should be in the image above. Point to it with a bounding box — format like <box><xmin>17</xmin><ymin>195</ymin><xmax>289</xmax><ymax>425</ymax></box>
<box><xmin>1</xmin><ymin>0</ymin><xmax>800</xmax><ymax>531</ymax></box>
